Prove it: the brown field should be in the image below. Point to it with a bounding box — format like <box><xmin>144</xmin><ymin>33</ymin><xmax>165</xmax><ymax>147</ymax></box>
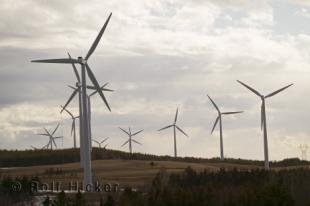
<box><xmin>0</xmin><ymin>159</ymin><xmax>267</xmax><ymax>189</ymax></box>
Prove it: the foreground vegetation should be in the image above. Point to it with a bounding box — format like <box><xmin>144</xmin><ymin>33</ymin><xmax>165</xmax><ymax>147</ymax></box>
<box><xmin>0</xmin><ymin>148</ymin><xmax>308</xmax><ymax>168</ymax></box>
<box><xmin>1</xmin><ymin>167</ymin><xmax>310</xmax><ymax>205</ymax></box>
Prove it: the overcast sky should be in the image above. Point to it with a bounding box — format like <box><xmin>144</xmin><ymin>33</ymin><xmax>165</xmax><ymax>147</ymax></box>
<box><xmin>1</xmin><ymin>0</ymin><xmax>310</xmax><ymax>161</ymax></box>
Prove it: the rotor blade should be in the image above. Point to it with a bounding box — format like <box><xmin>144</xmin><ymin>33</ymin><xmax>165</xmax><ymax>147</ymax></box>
<box><xmin>211</xmin><ymin>116</ymin><xmax>220</xmax><ymax>134</ymax></box>
<box><xmin>52</xmin><ymin>139</ymin><xmax>57</xmax><ymax>148</ymax></box>
<box><xmin>67</xmin><ymin>52</ymin><xmax>80</xmax><ymax>82</ymax></box>
<box><xmin>51</xmin><ymin>123</ymin><xmax>60</xmax><ymax>136</ymax></box>
<box><xmin>89</xmin><ymin>84</ymin><xmax>113</xmax><ymax>96</ymax></box>
<box><xmin>31</xmin><ymin>58</ymin><xmax>79</xmax><ymax>64</ymax></box>
<box><xmin>102</xmin><ymin>88</ymin><xmax>114</xmax><ymax>92</ymax></box>
<box><xmin>132</xmin><ymin>129</ymin><xmax>143</xmax><ymax>136</ymax></box>
<box><xmin>85</xmin><ymin>12</ymin><xmax>112</xmax><ymax>60</ymax></box>
<box><xmin>207</xmin><ymin>95</ymin><xmax>220</xmax><ymax>113</ymax></box>
<box><xmin>37</xmin><ymin>133</ymin><xmax>49</xmax><ymax>136</ymax></box>
<box><xmin>221</xmin><ymin>111</ymin><xmax>243</xmax><ymax>115</ymax></box>
<box><xmin>43</xmin><ymin>128</ymin><xmax>50</xmax><ymax>136</ymax></box>
<box><xmin>158</xmin><ymin>125</ymin><xmax>173</xmax><ymax>131</ymax></box>
<box><xmin>265</xmin><ymin>84</ymin><xmax>293</xmax><ymax>98</ymax></box>
<box><xmin>103</xmin><ymin>144</ymin><xmax>108</xmax><ymax>149</ymax></box>
<box><xmin>61</xmin><ymin>105</ymin><xmax>74</xmax><ymax>118</ymax></box>
<box><xmin>92</xmin><ymin>139</ymin><xmax>100</xmax><ymax>145</ymax></box>
<box><xmin>100</xmin><ymin>137</ymin><xmax>109</xmax><ymax>144</ymax></box>
<box><xmin>60</xmin><ymin>89</ymin><xmax>78</xmax><ymax>113</ymax></box>
<box><xmin>175</xmin><ymin>125</ymin><xmax>188</xmax><ymax>137</ymax></box>
<box><xmin>86</xmin><ymin>85</ymin><xmax>97</xmax><ymax>90</ymax></box>
<box><xmin>119</xmin><ymin>127</ymin><xmax>130</xmax><ymax>136</ymax></box>
<box><xmin>121</xmin><ymin>140</ymin><xmax>129</xmax><ymax>147</ymax></box>
<box><xmin>53</xmin><ymin>136</ymin><xmax>63</xmax><ymax>139</ymax></box>
<box><xmin>174</xmin><ymin>108</ymin><xmax>179</xmax><ymax>123</ymax></box>
<box><xmin>237</xmin><ymin>80</ymin><xmax>261</xmax><ymax>97</ymax></box>
<box><xmin>132</xmin><ymin>139</ymin><xmax>142</xmax><ymax>145</ymax></box>
<box><xmin>85</xmin><ymin>64</ymin><xmax>111</xmax><ymax>111</ymax></box>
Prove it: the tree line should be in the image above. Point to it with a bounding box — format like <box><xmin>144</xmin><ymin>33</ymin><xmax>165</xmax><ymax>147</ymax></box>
<box><xmin>0</xmin><ymin>148</ymin><xmax>308</xmax><ymax>168</ymax></box>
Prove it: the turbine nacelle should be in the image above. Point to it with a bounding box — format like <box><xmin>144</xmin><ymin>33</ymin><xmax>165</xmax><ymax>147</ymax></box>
<box><xmin>77</xmin><ymin>56</ymin><xmax>87</xmax><ymax>65</ymax></box>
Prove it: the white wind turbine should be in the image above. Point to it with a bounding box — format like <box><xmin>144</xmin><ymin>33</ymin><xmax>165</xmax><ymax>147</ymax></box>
<box><xmin>92</xmin><ymin>137</ymin><xmax>109</xmax><ymax>149</ymax></box>
<box><xmin>237</xmin><ymin>80</ymin><xmax>293</xmax><ymax>169</ymax></box>
<box><xmin>60</xmin><ymin>106</ymin><xmax>79</xmax><ymax>149</ymax></box>
<box><xmin>31</xmin><ymin>13</ymin><xmax>113</xmax><ymax>188</ymax></box>
<box><xmin>207</xmin><ymin>95</ymin><xmax>243</xmax><ymax>160</ymax></box>
<box><xmin>119</xmin><ymin>127</ymin><xmax>143</xmax><ymax>155</ymax></box>
<box><xmin>158</xmin><ymin>107</ymin><xmax>188</xmax><ymax>158</ymax></box>
<box><xmin>37</xmin><ymin>123</ymin><xmax>63</xmax><ymax>150</ymax></box>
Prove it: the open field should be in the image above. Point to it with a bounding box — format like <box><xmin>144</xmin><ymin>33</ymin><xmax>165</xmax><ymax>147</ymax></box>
<box><xmin>1</xmin><ymin>158</ymin><xmax>309</xmax><ymax>190</ymax></box>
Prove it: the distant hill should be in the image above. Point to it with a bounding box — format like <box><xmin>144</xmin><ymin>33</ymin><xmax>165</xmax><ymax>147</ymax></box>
<box><xmin>0</xmin><ymin>148</ymin><xmax>308</xmax><ymax>168</ymax></box>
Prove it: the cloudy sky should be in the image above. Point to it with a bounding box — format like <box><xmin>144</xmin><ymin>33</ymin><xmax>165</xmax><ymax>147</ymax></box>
<box><xmin>1</xmin><ymin>0</ymin><xmax>310</xmax><ymax>161</ymax></box>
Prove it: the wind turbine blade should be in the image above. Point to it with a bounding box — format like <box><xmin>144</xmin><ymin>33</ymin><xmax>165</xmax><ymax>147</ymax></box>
<box><xmin>100</xmin><ymin>137</ymin><xmax>109</xmax><ymax>144</ymax></box>
<box><xmin>237</xmin><ymin>80</ymin><xmax>261</xmax><ymax>97</ymax></box>
<box><xmin>85</xmin><ymin>12</ymin><xmax>112</xmax><ymax>60</ymax></box>
<box><xmin>121</xmin><ymin>140</ymin><xmax>129</xmax><ymax>147</ymax></box>
<box><xmin>53</xmin><ymin>136</ymin><xmax>63</xmax><ymax>139</ymax></box>
<box><xmin>37</xmin><ymin>133</ymin><xmax>49</xmax><ymax>136</ymax></box>
<box><xmin>89</xmin><ymin>83</ymin><xmax>113</xmax><ymax>96</ymax></box>
<box><xmin>174</xmin><ymin>108</ymin><xmax>179</xmax><ymax>123</ymax></box>
<box><xmin>211</xmin><ymin>116</ymin><xmax>220</xmax><ymax>134</ymax></box>
<box><xmin>92</xmin><ymin>139</ymin><xmax>100</xmax><ymax>145</ymax></box>
<box><xmin>175</xmin><ymin>125</ymin><xmax>188</xmax><ymax>137</ymax></box>
<box><xmin>119</xmin><ymin>127</ymin><xmax>130</xmax><ymax>136</ymax></box>
<box><xmin>85</xmin><ymin>64</ymin><xmax>111</xmax><ymax>111</ymax></box>
<box><xmin>132</xmin><ymin>139</ymin><xmax>142</xmax><ymax>145</ymax></box>
<box><xmin>103</xmin><ymin>144</ymin><xmax>108</xmax><ymax>149</ymax></box>
<box><xmin>31</xmin><ymin>58</ymin><xmax>79</xmax><ymax>64</ymax></box>
<box><xmin>61</xmin><ymin>105</ymin><xmax>74</xmax><ymax>118</ymax></box>
<box><xmin>51</xmin><ymin>123</ymin><xmax>60</xmax><ymax>136</ymax></box>
<box><xmin>102</xmin><ymin>88</ymin><xmax>114</xmax><ymax>92</ymax></box>
<box><xmin>67</xmin><ymin>52</ymin><xmax>80</xmax><ymax>82</ymax></box>
<box><xmin>265</xmin><ymin>84</ymin><xmax>293</xmax><ymax>98</ymax></box>
<box><xmin>221</xmin><ymin>111</ymin><xmax>243</xmax><ymax>115</ymax></box>
<box><xmin>52</xmin><ymin>138</ymin><xmax>57</xmax><ymax>148</ymax></box>
<box><xmin>60</xmin><ymin>89</ymin><xmax>78</xmax><ymax>113</ymax></box>
<box><xmin>158</xmin><ymin>125</ymin><xmax>173</xmax><ymax>131</ymax></box>
<box><xmin>43</xmin><ymin>128</ymin><xmax>50</xmax><ymax>136</ymax></box>
<box><xmin>86</xmin><ymin>85</ymin><xmax>96</xmax><ymax>90</ymax></box>
<box><xmin>207</xmin><ymin>95</ymin><xmax>220</xmax><ymax>113</ymax></box>
<box><xmin>132</xmin><ymin>129</ymin><xmax>143</xmax><ymax>136</ymax></box>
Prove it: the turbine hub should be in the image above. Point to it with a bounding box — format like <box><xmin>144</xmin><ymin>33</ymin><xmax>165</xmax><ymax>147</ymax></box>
<box><xmin>75</xmin><ymin>82</ymin><xmax>82</xmax><ymax>87</ymax></box>
<box><xmin>77</xmin><ymin>56</ymin><xmax>87</xmax><ymax>64</ymax></box>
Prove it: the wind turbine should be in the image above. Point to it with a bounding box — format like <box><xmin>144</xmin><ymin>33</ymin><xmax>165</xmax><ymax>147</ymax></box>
<box><xmin>237</xmin><ymin>80</ymin><xmax>293</xmax><ymax>169</ymax></box>
<box><xmin>31</xmin><ymin>12</ymin><xmax>113</xmax><ymax>189</ymax></box>
<box><xmin>119</xmin><ymin>127</ymin><xmax>143</xmax><ymax>154</ymax></box>
<box><xmin>158</xmin><ymin>107</ymin><xmax>188</xmax><ymax>158</ymax></box>
<box><xmin>61</xmin><ymin>83</ymin><xmax>113</xmax><ymax>153</ymax></box>
<box><xmin>92</xmin><ymin>137</ymin><xmax>109</xmax><ymax>149</ymax></box>
<box><xmin>37</xmin><ymin>123</ymin><xmax>63</xmax><ymax>150</ymax></box>
<box><xmin>60</xmin><ymin>106</ymin><xmax>79</xmax><ymax>149</ymax></box>
<box><xmin>207</xmin><ymin>95</ymin><xmax>243</xmax><ymax>160</ymax></box>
